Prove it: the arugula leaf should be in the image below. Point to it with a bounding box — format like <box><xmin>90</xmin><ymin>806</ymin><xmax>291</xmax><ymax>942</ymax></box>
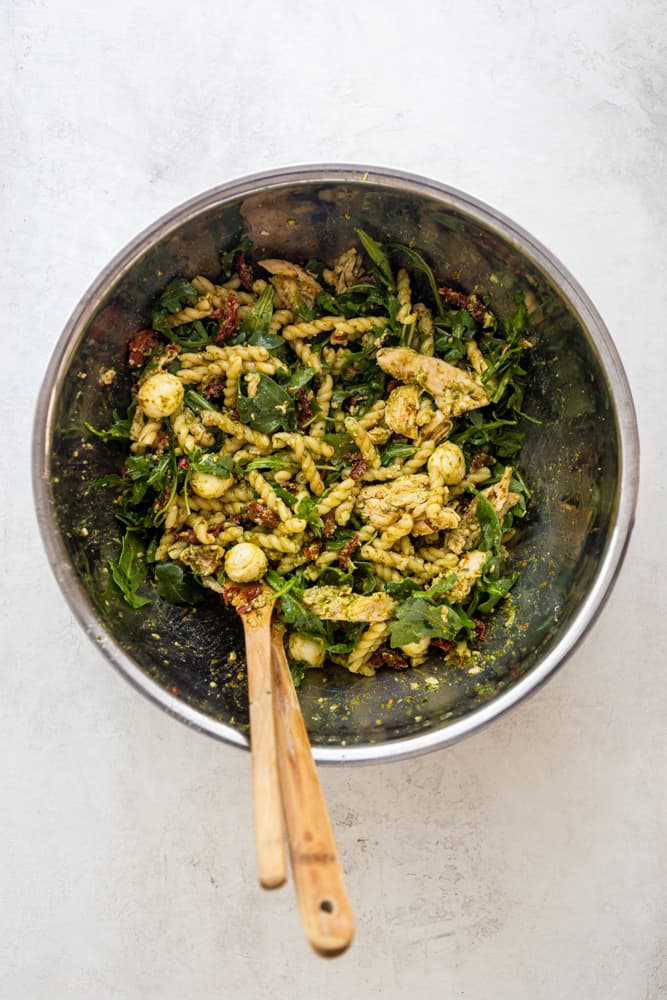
<box><xmin>278</xmin><ymin>592</ymin><xmax>327</xmax><ymax>638</ymax></box>
<box><xmin>475</xmin><ymin>572</ymin><xmax>519</xmax><ymax>614</ymax></box>
<box><xmin>185</xmin><ymin>389</ymin><xmax>216</xmax><ymax>413</ymax></box>
<box><xmin>107</xmin><ymin>530</ymin><xmax>151</xmax><ymax>609</ymax></box>
<box><xmin>290</xmin><ymin>663</ymin><xmax>307</xmax><ymax>688</ymax></box>
<box><xmin>155</xmin><ymin>562</ymin><xmax>205</xmax><ymax>605</ymax></box>
<box><xmin>219</xmin><ymin>237</ymin><xmax>253</xmax><ymax>277</ymax></box>
<box><xmin>390</xmin><ymin>597</ymin><xmax>474</xmax><ymax>648</ymax></box>
<box><xmin>355</xmin><ymin>228</ymin><xmax>394</xmax><ymax>288</ymax></box>
<box><xmin>380</xmin><ymin>441</ymin><xmax>416</xmax><ymax>466</ymax></box>
<box><xmin>190</xmin><ymin>453</ymin><xmax>235</xmax><ymax>478</ymax></box>
<box><xmin>388</xmin><ymin>243</ymin><xmax>445</xmax><ymax>319</ymax></box>
<box><xmin>84</xmin><ymin>411</ymin><xmax>132</xmax><ymax>442</ymax></box>
<box><xmin>287</xmin><ymin>368</ymin><xmax>317</xmax><ymax>393</ymax></box>
<box><xmin>158</xmin><ymin>278</ymin><xmax>199</xmax><ymax>314</ymax></box>
<box><xmin>237</xmin><ymin>374</ymin><xmax>296</xmax><ymax>434</ymax></box>
<box><xmin>475</xmin><ymin>494</ymin><xmax>502</xmax><ymax>553</ymax></box>
<box><xmin>295</xmin><ymin>494</ymin><xmax>323</xmax><ymax>534</ymax></box>
<box><xmin>244</xmin><ymin>455</ymin><xmax>295</xmax><ymax>473</ymax></box>
<box><xmin>385</xmin><ymin>578</ymin><xmax>423</xmax><ymax>601</ymax></box>
<box><xmin>240</xmin><ymin>285</ymin><xmax>274</xmax><ymax>336</ymax></box>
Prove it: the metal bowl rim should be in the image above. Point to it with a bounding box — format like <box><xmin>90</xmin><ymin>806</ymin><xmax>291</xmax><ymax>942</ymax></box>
<box><xmin>32</xmin><ymin>163</ymin><xmax>640</xmax><ymax>764</ymax></box>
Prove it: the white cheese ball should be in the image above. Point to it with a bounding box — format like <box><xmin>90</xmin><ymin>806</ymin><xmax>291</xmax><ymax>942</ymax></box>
<box><xmin>137</xmin><ymin>372</ymin><xmax>184</xmax><ymax>419</ymax></box>
<box><xmin>288</xmin><ymin>632</ymin><xmax>326</xmax><ymax>668</ymax></box>
<box><xmin>224</xmin><ymin>542</ymin><xmax>268</xmax><ymax>583</ymax></box>
<box><xmin>427</xmin><ymin>441</ymin><xmax>466</xmax><ymax>485</ymax></box>
<box><xmin>190</xmin><ymin>470</ymin><xmax>233</xmax><ymax>500</ymax></box>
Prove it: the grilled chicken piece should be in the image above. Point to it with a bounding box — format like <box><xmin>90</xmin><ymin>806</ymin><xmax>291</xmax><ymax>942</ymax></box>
<box><xmin>448</xmin><ymin>467</ymin><xmax>520</xmax><ymax>553</ymax></box>
<box><xmin>357</xmin><ymin>475</ymin><xmax>431</xmax><ymax>529</ymax></box>
<box><xmin>376</xmin><ymin>347</ymin><xmax>489</xmax><ymax>417</ymax></box>
<box><xmin>448</xmin><ymin>550</ymin><xmax>487</xmax><ymax>602</ymax></box>
<box><xmin>384</xmin><ymin>384</ymin><xmax>434</xmax><ymax>440</ymax></box>
<box><xmin>258</xmin><ymin>258</ymin><xmax>321</xmax><ymax>309</ymax></box>
<box><xmin>302</xmin><ymin>587</ymin><xmax>396</xmax><ymax>622</ymax></box>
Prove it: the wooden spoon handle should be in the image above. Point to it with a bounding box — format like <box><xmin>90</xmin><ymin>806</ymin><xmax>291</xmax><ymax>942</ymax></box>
<box><xmin>271</xmin><ymin>628</ymin><xmax>355</xmax><ymax>957</ymax></box>
<box><xmin>244</xmin><ymin>619</ymin><xmax>287</xmax><ymax>889</ymax></box>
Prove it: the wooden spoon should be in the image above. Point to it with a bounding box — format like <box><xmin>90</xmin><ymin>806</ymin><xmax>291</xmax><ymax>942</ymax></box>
<box><xmin>270</xmin><ymin>625</ymin><xmax>355</xmax><ymax>957</ymax></box>
<box><xmin>231</xmin><ymin>583</ymin><xmax>287</xmax><ymax>890</ymax></box>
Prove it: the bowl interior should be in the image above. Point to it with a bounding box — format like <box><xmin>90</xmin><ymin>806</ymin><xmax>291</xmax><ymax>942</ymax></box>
<box><xmin>39</xmin><ymin>171</ymin><xmax>626</xmax><ymax>758</ymax></box>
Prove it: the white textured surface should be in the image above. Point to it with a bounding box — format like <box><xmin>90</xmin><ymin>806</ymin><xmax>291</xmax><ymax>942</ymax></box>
<box><xmin>3</xmin><ymin>1</ymin><xmax>666</xmax><ymax>996</ymax></box>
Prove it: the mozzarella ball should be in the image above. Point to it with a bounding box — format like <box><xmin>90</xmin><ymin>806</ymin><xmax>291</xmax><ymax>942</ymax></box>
<box><xmin>137</xmin><ymin>372</ymin><xmax>184</xmax><ymax>419</ymax></box>
<box><xmin>288</xmin><ymin>632</ymin><xmax>326</xmax><ymax>668</ymax></box>
<box><xmin>190</xmin><ymin>470</ymin><xmax>233</xmax><ymax>500</ymax></box>
<box><xmin>224</xmin><ymin>542</ymin><xmax>268</xmax><ymax>583</ymax></box>
<box><xmin>427</xmin><ymin>441</ymin><xmax>466</xmax><ymax>485</ymax></box>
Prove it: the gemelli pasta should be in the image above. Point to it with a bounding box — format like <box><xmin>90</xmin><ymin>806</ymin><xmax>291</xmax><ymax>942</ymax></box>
<box><xmin>88</xmin><ymin>232</ymin><xmax>532</xmax><ymax>680</ymax></box>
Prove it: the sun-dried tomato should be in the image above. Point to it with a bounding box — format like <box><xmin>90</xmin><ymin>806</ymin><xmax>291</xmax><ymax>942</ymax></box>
<box><xmin>473</xmin><ymin>618</ymin><xmax>486</xmax><ymax>643</ymax></box>
<box><xmin>235</xmin><ymin>252</ymin><xmax>254</xmax><ymax>291</ymax></box>
<box><xmin>202</xmin><ymin>376</ymin><xmax>226</xmax><ymax>399</ymax></box>
<box><xmin>295</xmin><ymin>388</ymin><xmax>314</xmax><ymax>428</ymax></box>
<box><xmin>128</xmin><ymin>328</ymin><xmax>160</xmax><ymax>368</ymax></box>
<box><xmin>303</xmin><ymin>540</ymin><xmax>323</xmax><ymax>561</ymax></box>
<box><xmin>350</xmin><ymin>457</ymin><xmax>367</xmax><ymax>480</ymax></box>
<box><xmin>337</xmin><ymin>534</ymin><xmax>360</xmax><ymax>568</ymax></box>
<box><xmin>322</xmin><ymin>512</ymin><xmax>336</xmax><ymax>539</ymax></box>
<box><xmin>370</xmin><ymin>646</ymin><xmax>409</xmax><ymax>671</ymax></box>
<box><xmin>470</xmin><ymin>452</ymin><xmax>490</xmax><ymax>472</ymax></box>
<box><xmin>438</xmin><ymin>286</ymin><xmax>493</xmax><ymax>327</ymax></box>
<box><xmin>211</xmin><ymin>294</ymin><xmax>239</xmax><ymax>344</ymax></box>
<box><xmin>431</xmin><ymin>637</ymin><xmax>455</xmax><ymax>654</ymax></box>
<box><xmin>223</xmin><ymin>583</ymin><xmax>260</xmax><ymax>614</ymax></box>
<box><xmin>153</xmin><ymin>431</ymin><xmax>170</xmax><ymax>456</ymax></box>
<box><xmin>244</xmin><ymin>502</ymin><xmax>279</xmax><ymax>528</ymax></box>
<box><xmin>177</xmin><ymin>458</ymin><xmax>189</xmax><ymax>470</ymax></box>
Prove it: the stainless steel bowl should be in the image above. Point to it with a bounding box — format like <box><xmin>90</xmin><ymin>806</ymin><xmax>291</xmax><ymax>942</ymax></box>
<box><xmin>33</xmin><ymin>165</ymin><xmax>639</xmax><ymax>763</ymax></box>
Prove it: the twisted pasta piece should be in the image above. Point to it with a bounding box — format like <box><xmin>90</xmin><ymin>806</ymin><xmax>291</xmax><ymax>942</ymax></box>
<box><xmin>346</xmin><ymin>623</ymin><xmax>389</xmax><ymax>676</ymax></box>
<box><xmin>330</xmin><ymin>316</ymin><xmax>389</xmax><ymax>345</ymax></box>
<box><xmin>344</xmin><ymin>417</ymin><xmax>381</xmax><ymax>468</ymax></box>
<box><xmin>281</xmin><ymin>316</ymin><xmax>344</xmax><ymax>341</ymax></box>
<box><xmin>201</xmin><ymin>411</ymin><xmax>271</xmax><ymax>451</ymax></box>
<box><xmin>375</xmin><ymin>513</ymin><xmax>414</xmax><ymax>550</ymax></box>
<box><xmin>243</xmin><ymin>531</ymin><xmax>303</xmax><ymax>553</ymax></box>
<box><xmin>223</xmin><ymin>356</ymin><xmax>243</xmax><ymax>410</ymax></box>
<box><xmin>401</xmin><ymin>438</ymin><xmax>436</xmax><ymax>475</ymax></box>
<box><xmin>310</xmin><ymin>374</ymin><xmax>333</xmax><ymax>436</ymax></box>
<box><xmin>272</xmin><ymin>432</ymin><xmax>334</xmax><ymax>459</ymax></box>
<box><xmin>355</xmin><ymin>401</ymin><xmax>385</xmax><ymax>431</ymax></box>
<box><xmin>163</xmin><ymin>298</ymin><xmax>212</xmax><ymax>327</ymax></box>
<box><xmin>268</xmin><ymin>308</ymin><xmax>294</xmax><ymax>334</ymax></box>
<box><xmin>334</xmin><ymin>493</ymin><xmax>356</xmax><ymax>526</ymax></box>
<box><xmin>396</xmin><ymin>269</ymin><xmax>417</xmax><ymax>325</ymax></box>
<box><xmin>290</xmin><ymin>339</ymin><xmax>323</xmax><ymax>373</ymax></box>
<box><xmin>414</xmin><ymin>303</ymin><xmax>435</xmax><ymax>356</ymax></box>
<box><xmin>316</xmin><ymin>477</ymin><xmax>357</xmax><ymax>516</ymax></box>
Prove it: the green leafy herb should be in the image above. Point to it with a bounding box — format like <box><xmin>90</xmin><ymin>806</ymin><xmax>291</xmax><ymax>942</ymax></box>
<box><xmin>155</xmin><ymin>563</ymin><xmax>206</xmax><ymax>605</ymax></box>
<box><xmin>158</xmin><ymin>278</ymin><xmax>199</xmax><ymax>314</ymax></box>
<box><xmin>475</xmin><ymin>494</ymin><xmax>502</xmax><ymax>553</ymax></box>
<box><xmin>390</xmin><ymin>596</ymin><xmax>474</xmax><ymax>648</ymax></box>
<box><xmin>279</xmin><ymin>592</ymin><xmax>327</xmax><ymax>638</ymax></box>
<box><xmin>355</xmin><ymin>228</ymin><xmax>394</xmax><ymax>288</ymax></box>
<box><xmin>380</xmin><ymin>441</ymin><xmax>416</xmax><ymax>466</ymax></box>
<box><xmin>240</xmin><ymin>285</ymin><xmax>274</xmax><ymax>336</ymax></box>
<box><xmin>388</xmin><ymin>243</ymin><xmax>445</xmax><ymax>319</ymax></box>
<box><xmin>107</xmin><ymin>530</ymin><xmax>151</xmax><ymax>609</ymax></box>
<box><xmin>84</xmin><ymin>410</ymin><xmax>132</xmax><ymax>442</ymax></box>
<box><xmin>185</xmin><ymin>390</ymin><xmax>216</xmax><ymax>413</ymax></box>
<box><xmin>220</xmin><ymin>237</ymin><xmax>253</xmax><ymax>277</ymax></box>
<box><xmin>237</xmin><ymin>374</ymin><xmax>296</xmax><ymax>434</ymax></box>
<box><xmin>290</xmin><ymin>662</ymin><xmax>307</xmax><ymax>688</ymax></box>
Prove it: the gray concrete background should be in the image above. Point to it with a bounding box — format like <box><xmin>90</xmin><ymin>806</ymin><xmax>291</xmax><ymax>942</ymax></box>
<box><xmin>3</xmin><ymin>1</ymin><xmax>666</xmax><ymax>997</ymax></box>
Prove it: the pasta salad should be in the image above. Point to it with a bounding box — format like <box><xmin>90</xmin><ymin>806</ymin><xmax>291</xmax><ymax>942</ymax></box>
<box><xmin>89</xmin><ymin>231</ymin><xmax>532</xmax><ymax>680</ymax></box>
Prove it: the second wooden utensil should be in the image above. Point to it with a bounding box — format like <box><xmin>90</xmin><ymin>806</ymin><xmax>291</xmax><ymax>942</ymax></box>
<box><xmin>271</xmin><ymin>625</ymin><xmax>355</xmax><ymax>958</ymax></box>
<box><xmin>232</xmin><ymin>583</ymin><xmax>287</xmax><ymax>890</ymax></box>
